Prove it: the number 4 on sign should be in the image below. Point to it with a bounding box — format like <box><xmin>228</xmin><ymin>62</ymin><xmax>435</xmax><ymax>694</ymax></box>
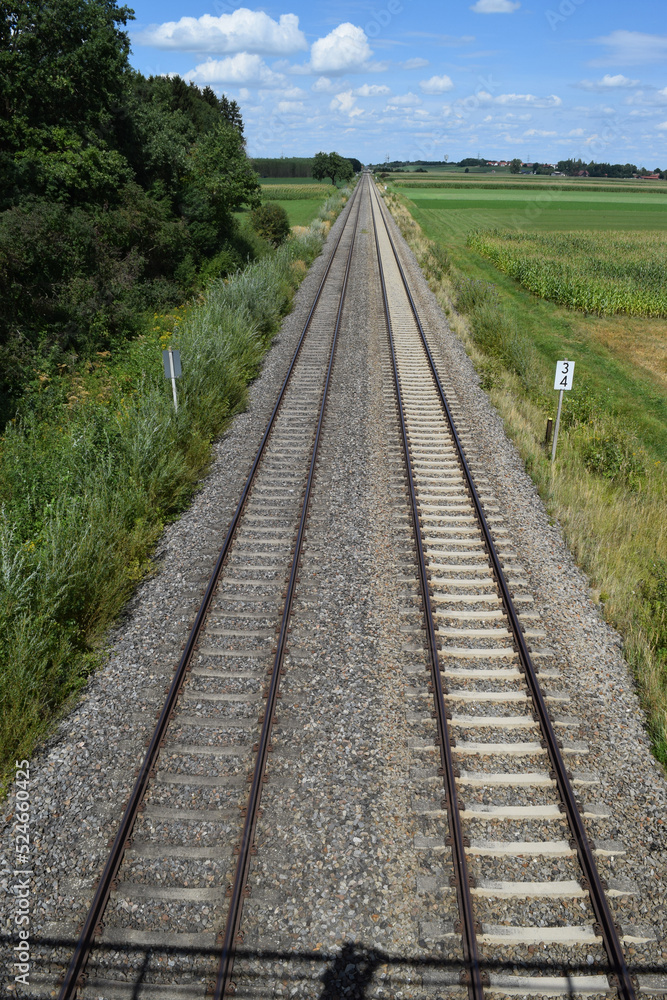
<box><xmin>551</xmin><ymin>359</ymin><xmax>574</xmax><ymax>461</ymax></box>
<box><xmin>554</xmin><ymin>359</ymin><xmax>575</xmax><ymax>391</ymax></box>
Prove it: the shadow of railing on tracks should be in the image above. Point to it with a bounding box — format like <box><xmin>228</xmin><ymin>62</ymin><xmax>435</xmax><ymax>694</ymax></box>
<box><xmin>2</xmin><ymin>933</ymin><xmax>662</xmax><ymax>999</ymax></box>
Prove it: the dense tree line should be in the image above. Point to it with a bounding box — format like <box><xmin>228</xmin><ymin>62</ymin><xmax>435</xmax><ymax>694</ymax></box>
<box><xmin>556</xmin><ymin>159</ymin><xmax>664</xmax><ymax>178</ymax></box>
<box><xmin>0</xmin><ymin>0</ymin><xmax>261</xmax><ymax>419</ymax></box>
<box><xmin>251</xmin><ymin>156</ymin><xmax>362</xmax><ymax>179</ymax></box>
<box><xmin>251</xmin><ymin>157</ymin><xmax>315</xmax><ymax>178</ymax></box>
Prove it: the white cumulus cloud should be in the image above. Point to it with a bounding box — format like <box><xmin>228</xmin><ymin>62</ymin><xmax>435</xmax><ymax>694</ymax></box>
<box><xmin>310</xmin><ymin>23</ymin><xmax>372</xmax><ymax>74</ymax></box>
<box><xmin>477</xmin><ymin>91</ymin><xmax>562</xmax><ymax>108</ymax></box>
<box><xmin>419</xmin><ymin>74</ymin><xmax>454</xmax><ymax>94</ymax></box>
<box><xmin>578</xmin><ymin>74</ymin><xmax>640</xmax><ymax>91</ymax></box>
<box><xmin>329</xmin><ymin>90</ymin><xmax>364</xmax><ymax>116</ymax></box>
<box><xmin>386</xmin><ymin>92</ymin><xmax>422</xmax><ymax>107</ymax></box>
<box><xmin>276</xmin><ymin>101</ymin><xmax>305</xmax><ymax>113</ymax></box>
<box><xmin>312</xmin><ymin>76</ymin><xmax>335</xmax><ymax>92</ymax></box>
<box><xmin>355</xmin><ymin>83</ymin><xmax>390</xmax><ymax>96</ymax></box>
<box><xmin>135</xmin><ymin>9</ymin><xmax>307</xmax><ymax>55</ymax></box>
<box><xmin>184</xmin><ymin>53</ymin><xmax>285</xmax><ymax>87</ymax></box>
<box><xmin>470</xmin><ymin>0</ymin><xmax>520</xmax><ymax>12</ymax></box>
<box><xmin>657</xmin><ymin>121</ymin><xmax>667</xmax><ymax>130</ymax></box>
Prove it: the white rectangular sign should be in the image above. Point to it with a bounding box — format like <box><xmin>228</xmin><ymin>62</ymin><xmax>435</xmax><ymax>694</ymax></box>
<box><xmin>554</xmin><ymin>359</ymin><xmax>574</xmax><ymax>391</ymax></box>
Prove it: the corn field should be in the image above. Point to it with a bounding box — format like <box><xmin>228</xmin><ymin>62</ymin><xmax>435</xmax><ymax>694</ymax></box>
<box><xmin>467</xmin><ymin>229</ymin><xmax>667</xmax><ymax>317</ymax></box>
<box><xmin>260</xmin><ymin>184</ymin><xmax>333</xmax><ymax>201</ymax></box>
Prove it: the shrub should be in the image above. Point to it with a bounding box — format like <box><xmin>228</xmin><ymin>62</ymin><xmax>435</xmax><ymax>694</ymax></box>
<box><xmin>251</xmin><ymin>202</ymin><xmax>291</xmax><ymax>246</ymax></box>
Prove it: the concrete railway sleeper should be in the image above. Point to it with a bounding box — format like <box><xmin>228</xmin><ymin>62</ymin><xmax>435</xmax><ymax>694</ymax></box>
<box><xmin>367</xmin><ymin>176</ymin><xmax>638</xmax><ymax>1000</ymax></box>
<box><xmin>56</xmin><ymin>181</ymin><xmax>364</xmax><ymax>999</ymax></box>
<box><xmin>31</xmin><ymin>174</ymin><xmax>659</xmax><ymax>1000</ymax></box>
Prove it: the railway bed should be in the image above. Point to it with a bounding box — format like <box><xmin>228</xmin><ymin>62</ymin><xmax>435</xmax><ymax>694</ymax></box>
<box><xmin>1</xmin><ymin>175</ymin><xmax>666</xmax><ymax>1000</ymax></box>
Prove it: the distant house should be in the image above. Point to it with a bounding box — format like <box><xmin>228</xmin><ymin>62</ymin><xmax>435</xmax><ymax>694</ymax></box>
<box><xmin>638</xmin><ymin>173</ymin><xmax>662</xmax><ymax>180</ymax></box>
<box><xmin>551</xmin><ymin>171</ymin><xmax>566</xmax><ymax>177</ymax></box>
<box><xmin>576</xmin><ymin>170</ymin><xmax>589</xmax><ymax>177</ymax></box>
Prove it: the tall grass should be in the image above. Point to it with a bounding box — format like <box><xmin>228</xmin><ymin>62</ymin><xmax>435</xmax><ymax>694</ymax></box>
<box><xmin>0</xmin><ymin>191</ymin><xmax>349</xmax><ymax>789</ymax></box>
<box><xmin>383</xmin><ymin>187</ymin><xmax>667</xmax><ymax>768</ymax></box>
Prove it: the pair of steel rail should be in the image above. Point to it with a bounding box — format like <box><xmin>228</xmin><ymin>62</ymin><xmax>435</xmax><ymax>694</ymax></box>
<box><xmin>58</xmin><ymin>174</ymin><xmax>364</xmax><ymax>1000</ymax></box>
<box><xmin>368</xmin><ymin>179</ymin><xmax>635</xmax><ymax>1000</ymax></box>
<box><xmin>58</xmin><ymin>173</ymin><xmax>635</xmax><ymax>1000</ymax></box>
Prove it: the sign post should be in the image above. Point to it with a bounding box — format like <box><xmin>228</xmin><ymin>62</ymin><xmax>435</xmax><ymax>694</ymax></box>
<box><xmin>162</xmin><ymin>348</ymin><xmax>182</xmax><ymax>412</ymax></box>
<box><xmin>551</xmin><ymin>359</ymin><xmax>574</xmax><ymax>461</ymax></box>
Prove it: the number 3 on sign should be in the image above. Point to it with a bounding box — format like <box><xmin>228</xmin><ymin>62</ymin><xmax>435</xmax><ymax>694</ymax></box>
<box><xmin>554</xmin><ymin>359</ymin><xmax>575</xmax><ymax>391</ymax></box>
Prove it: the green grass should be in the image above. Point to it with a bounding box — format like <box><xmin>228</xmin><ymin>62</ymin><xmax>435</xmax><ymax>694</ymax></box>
<box><xmin>402</xmin><ymin>198</ymin><xmax>667</xmax><ymax>462</ymax></box>
<box><xmin>271</xmin><ymin>199</ymin><xmax>324</xmax><ymax>227</ymax></box>
<box><xmin>256</xmin><ymin>182</ymin><xmax>338</xmax><ymax>227</ymax></box>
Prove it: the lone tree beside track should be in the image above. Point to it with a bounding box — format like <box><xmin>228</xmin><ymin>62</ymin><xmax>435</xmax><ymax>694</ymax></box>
<box><xmin>312</xmin><ymin>151</ymin><xmax>354</xmax><ymax>185</ymax></box>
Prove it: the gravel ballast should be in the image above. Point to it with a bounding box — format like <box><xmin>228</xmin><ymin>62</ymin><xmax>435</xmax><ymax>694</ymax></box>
<box><xmin>1</xmin><ymin>179</ymin><xmax>665</xmax><ymax>999</ymax></box>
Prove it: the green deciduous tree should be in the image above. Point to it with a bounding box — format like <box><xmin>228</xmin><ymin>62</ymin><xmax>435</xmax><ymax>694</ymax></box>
<box><xmin>509</xmin><ymin>158</ymin><xmax>522</xmax><ymax>174</ymax></box>
<box><xmin>312</xmin><ymin>151</ymin><xmax>355</xmax><ymax>185</ymax></box>
<box><xmin>0</xmin><ymin>0</ymin><xmax>263</xmax><ymax>415</ymax></box>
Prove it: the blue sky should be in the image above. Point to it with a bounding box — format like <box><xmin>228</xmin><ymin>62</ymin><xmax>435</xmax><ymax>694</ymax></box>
<box><xmin>127</xmin><ymin>0</ymin><xmax>667</xmax><ymax>166</ymax></box>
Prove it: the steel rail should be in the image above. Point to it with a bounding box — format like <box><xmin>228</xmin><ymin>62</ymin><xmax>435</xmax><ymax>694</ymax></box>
<box><xmin>57</xmin><ymin>179</ymin><xmax>363</xmax><ymax>1000</ymax></box>
<box><xmin>213</xmin><ymin>176</ymin><xmax>365</xmax><ymax>999</ymax></box>
<box><xmin>371</xmin><ymin>181</ymin><xmax>637</xmax><ymax>1000</ymax></box>
<box><xmin>369</xmin><ymin>183</ymin><xmax>484</xmax><ymax>1000</ymax></box>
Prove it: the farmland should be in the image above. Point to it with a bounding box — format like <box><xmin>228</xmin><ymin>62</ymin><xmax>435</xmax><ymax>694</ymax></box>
<box><xmin>384</xmin><ymin>176</ymin><xmax>667</xmax><ymax>764</ymax></box>
<box><xmin>467</xmin><ymin>230</ymin><xmax>667</xmax><ymax>318</ymax></box>
<box><xmin>259</xmin><ymin>181</ymin><xmax>337</xmax><ymax>227</ymax></box>
<box><xmin>394</xmin><ymin>181</ymin><xmax>667</xmax><ymax>458</ymax></box>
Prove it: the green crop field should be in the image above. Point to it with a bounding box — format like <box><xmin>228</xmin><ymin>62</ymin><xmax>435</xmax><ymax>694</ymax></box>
<box><xmin>258</xmin><ymin>182</ymin><xmax>338</xmax><ymax>227</ymax></box>
<box><xmin>399</xmin><ymin>185</ymin><xmax>667</xmax><ymax>238</ymax></box>
<box><xmin>273</xmin><ymin>199</ymin><xmax>325</xmax><ymax>227</ymax></box>
<box><xmin>393</xmin><ymin>184</ymin><xmax>667</xmax><ymax>459</ymax></box>
<box><xmin>468</xmin><ymin>230</ymin><xmax>667</xmax><ymax>318</ymax></box>
<box><xmin>259</xmin><ymin>183</ymin><xmax>332</xmax><ymax>200</ymax></box>
<box><xmin>259</xmin><ymin>176</ymin><xmax>330</xmax><ymax>186</ymax></box>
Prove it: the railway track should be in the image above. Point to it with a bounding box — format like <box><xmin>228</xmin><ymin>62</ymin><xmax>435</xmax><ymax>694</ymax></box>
<box><xmin>367</xmin><ymin>178</ymin><xmax>641</xmax><ymax>999</ymax></box>
<box><xmin>35</xmin><ymin>173</ymin><xmax>656</xmax><ymax>999</ymax></box>
<box><xmin>54</xmin><ymin>179</ymin><xmax>364</xmax><ymax>1000</ymax></box>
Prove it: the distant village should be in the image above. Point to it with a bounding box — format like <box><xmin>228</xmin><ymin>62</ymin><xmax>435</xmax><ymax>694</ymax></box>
<box><xmin>371</xmin><ymin>157</ymin><xmax>665</xmax><ymax>179</ymax></box>
<box><xmin>486</xmin><ymin>160</ymin><xmax>663</xmax><ymax>179</ymax></box>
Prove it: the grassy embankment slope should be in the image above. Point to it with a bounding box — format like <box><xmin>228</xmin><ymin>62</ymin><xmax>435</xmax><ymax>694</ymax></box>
<box><xmin>0</xmin><ymin>186</ymin><xmax>351</xmax><ymax>792</ymax></box>
<box><xmin>383</xmin><ymin>173</ymin><xmax>667</xmax><ymax>765</ymax></box>
<box><xmin>259</xmin><ymin>178</ymin><xmax>347</xmax><ymax>228</ymax></box>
